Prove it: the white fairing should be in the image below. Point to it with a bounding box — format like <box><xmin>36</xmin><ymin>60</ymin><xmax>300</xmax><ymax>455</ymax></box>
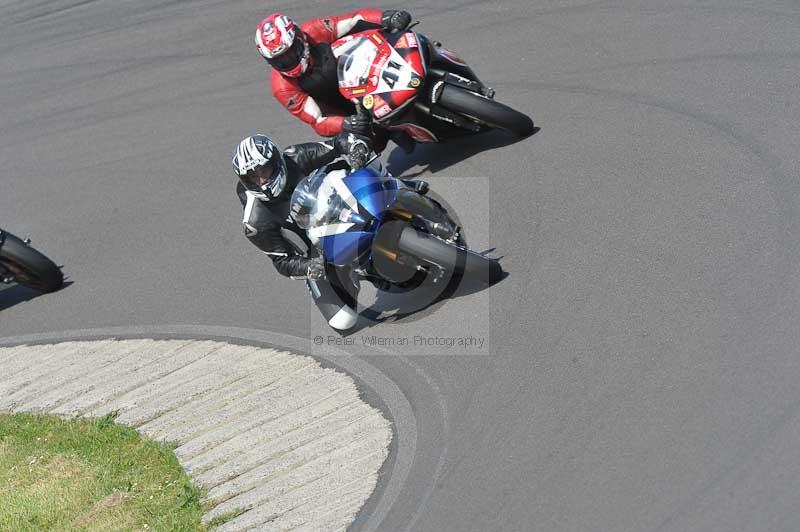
<box><xmin>375</xmin><ymin>46</ymin><xmax>419</xmax><ymax>94</ymax></box>
<box><xmin>304</xmin><ymin>168</ymin><xmax>353</xmax><ymax>231</ymax></box>
<box><xmin>328</xmin><ymin>305</ymin><xmax>359</xmax><ymax>330</ymax></box>
<box><xmin>336</xmin><ymin>36</ymin><xmax>420</xmax><ymax>94</ymax></box>
<box><xmin>290</xmin><ymin>160</ymin><xmax>389</xmax><ymax>250</ymax></box>
<box><xmin>338</xmin><ymin>38</ymin><xmax>378</xmax><ymax>88</ymax></box>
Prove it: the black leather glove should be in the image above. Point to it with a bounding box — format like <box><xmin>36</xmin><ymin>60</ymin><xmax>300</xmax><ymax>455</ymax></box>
<box><xmin>306</xmin><ymin>257</ymin><xmax>326</xmax><ymax>281</ymax></box>
<box><xmin>342</xmin><ymin>113</ymin><xmax>372</xmax><ymax>136</ymax></box>
<box><xmin>348</xmin><ymin>142</ymin><xmax>369</xmax><ymax>170</ymax></box>
<box><xmin>334</xmin><ymin>132</ymin><xmax>371</xmax><ymax>156</ymax></box>
<box><xmin>334</xmin><ymin>133</ymin><xmax>372</xmax><ymax>169</ymax></box>
<box><xmin>333</xmin><ymin>132</ymin><xmax>357</xmax><ymax>155</ymax></box>
<box><xmin>381</xmin><ymin>10</ymin><xmax>412</xmax><ymax>33</ymax></box>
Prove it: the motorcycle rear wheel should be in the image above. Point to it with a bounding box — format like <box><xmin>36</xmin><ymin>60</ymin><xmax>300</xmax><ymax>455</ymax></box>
<box><xmin>438</xmin><ymin>85</ymin><xmax>534</xmax><ymax>137</ymax></box>
<box><xmin>0</xmin><ymin>233</ymin><xmax>63</xmax><ymax>292</ymax></box>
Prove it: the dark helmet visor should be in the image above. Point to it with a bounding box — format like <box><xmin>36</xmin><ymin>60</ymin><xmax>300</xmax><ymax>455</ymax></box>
<box><xmin>267</xmin><ymin>37</ymin><xmax>306</xmax><ymax>72</ymax></box>
<box><xmin>243</xmin><ymin>159</ymin><xmax>276</xmax><ymax>188</ymax></box>
<box><xmin>239</xmin><ymin>154</ymin><xmax>287</xmax><ymax>199</ymax></box>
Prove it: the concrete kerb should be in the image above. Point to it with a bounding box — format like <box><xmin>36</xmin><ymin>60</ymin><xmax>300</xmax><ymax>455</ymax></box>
<box><xmin>0</xmin><ymin>325</ymin><xmax>418</xmax><ymax>532</ymax></box>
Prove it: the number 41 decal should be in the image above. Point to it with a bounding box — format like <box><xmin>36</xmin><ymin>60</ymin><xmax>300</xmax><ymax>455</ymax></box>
<box><xmin>381</xmin><ymin>60</ymin><xmax>403</xmax><ymax>89</ymax></box>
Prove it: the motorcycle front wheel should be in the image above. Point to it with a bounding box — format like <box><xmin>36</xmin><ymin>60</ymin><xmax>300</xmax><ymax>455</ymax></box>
<box><xmin>396</xmin><ymin>226</ymin><xmax>502</xmax><ymax>285</ymax></box>
<box><xmin>0</xmin><ymin>233</ymin><xmax>63</xmax><ymax>292</ymax></box>
<box><xmin>438</xmin><ymin>85</ymin><xmax>534</xmax><ymax>137</ymax></box>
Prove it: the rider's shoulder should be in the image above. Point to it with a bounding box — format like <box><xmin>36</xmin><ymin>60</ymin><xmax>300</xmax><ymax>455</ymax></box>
<box><xmin>270</xmin><ymin>69</ymin><xmax>298</xmax><ymax>87</ymax></box>
<box><xmin>300</xmin><ymin>17</ymin><xmax>336</xmax><ymax>45</ymax></box>
<box><xmin>270</xmin><ymin>70</ymin><xmax>301</xmax><ymax>101</ymax></box>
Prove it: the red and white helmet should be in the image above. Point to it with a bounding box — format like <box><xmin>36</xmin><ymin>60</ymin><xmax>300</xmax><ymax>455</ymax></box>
<box><xmin>255</xmin><ymin>13</ymin><xmax>311</xmax><ymax>78</ymax></box>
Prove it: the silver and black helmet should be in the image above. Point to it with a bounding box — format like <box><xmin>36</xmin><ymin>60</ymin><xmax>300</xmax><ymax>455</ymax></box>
<box><xmin>232</xmin><ymin>134</ymin><xmax>287</xmax><ymax>200</ymax></box>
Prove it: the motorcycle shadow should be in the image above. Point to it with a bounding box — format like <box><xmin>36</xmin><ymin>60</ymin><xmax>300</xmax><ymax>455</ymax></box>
<box><xmin>0</xmin><ymin>280</ymin><xmax>71</xmax><ymax>312</ymax></box>
<box><xmin>349</xmin><ymin>267</ymin><xmax>509</xmax><ymax>334</ymax></box>
<box><xmin>386</xmin><ymin>128</ymin><xmax>539</xmax><ymax>177</ymax></box>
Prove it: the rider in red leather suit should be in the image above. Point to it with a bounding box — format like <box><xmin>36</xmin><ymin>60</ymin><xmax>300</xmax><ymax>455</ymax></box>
<box><xmin>255</xmin><ymin>10</ymin><xmax>413</xmax><ymax>145</ymax></box>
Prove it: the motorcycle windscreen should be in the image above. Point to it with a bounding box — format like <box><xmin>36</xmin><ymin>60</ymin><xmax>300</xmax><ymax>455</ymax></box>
<box><xmin>343</xmin><ymin>167</ymin><xmax>399</xmax><ymax>219</ymax></box>
<box><xmin>320</xmin><ymin>231</ymin><xmax>374</xmax><ymax>267</ymax></box>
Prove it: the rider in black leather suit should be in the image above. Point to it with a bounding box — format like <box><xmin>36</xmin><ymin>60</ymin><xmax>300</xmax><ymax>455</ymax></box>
<box><xmin>233</xmin><ymin>132</ymin><xmax>426</xmax><ymax>332</ymax></box>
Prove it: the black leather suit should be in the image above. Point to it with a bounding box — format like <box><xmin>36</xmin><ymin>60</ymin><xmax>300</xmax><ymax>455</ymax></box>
<box><xmin>237</xmin><ymin>139</ymin><xmax>361</xmax><ymax>331</ymax></box>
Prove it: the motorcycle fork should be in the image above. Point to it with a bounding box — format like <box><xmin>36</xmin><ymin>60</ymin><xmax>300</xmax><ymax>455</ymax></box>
<box><xmin>428</xmin><ymin>69</ymin><xmax>492</xmax><ymax>99</ymax></box>
<box><xmin>371</xmin><ymin>207</ymin><xmax>454</xmax><ymax>286</ymax></box>
<box><xmin>372</xmin><ymin>238</ymin><xmax>449</xmax><ymax>284</ymax></box>
<box><xmin>417</xmin><ymin>70</ymin><xmax>493</xmax><ymax>133</ymax></box>
<box><xmin>390</xmin><ymin>190</ymin><xmax>460</xmax><ymax>236</ymax></box>
<box><xmin>386</xmin><ymin>209</ymin><xmax>457</xmax><ymax>241</ymax></box>
<box><xmin>415</xmin><ymin>100</ymin><xmax>482</xmax><ymax>133</ymax></box>
<box><xmin>372</xmin><ymin>217</ymin><xmax>425</xmax><ymax>270</ymax></box>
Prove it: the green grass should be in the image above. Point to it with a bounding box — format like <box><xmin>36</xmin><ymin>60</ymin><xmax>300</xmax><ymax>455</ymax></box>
<box><xmin>0</xmin><ymin>412</ymin><xmax>207</xmax><ymax>531</ymax></box>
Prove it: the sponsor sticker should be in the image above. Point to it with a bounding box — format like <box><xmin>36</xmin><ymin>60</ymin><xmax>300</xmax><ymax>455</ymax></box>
<box><xmin>375</xmin><ymin>104</ymin><xmax>392</xmax><ymax>118</ymax></box>
<box><xmin>363</xmin><ymin>94</ymin><xmax>375</xmax><ymax>109</ymax></box>
<box><xmin>405</xmin><ymin>32</ymin><xmax>418</xmax><ymax>48</ymax></box>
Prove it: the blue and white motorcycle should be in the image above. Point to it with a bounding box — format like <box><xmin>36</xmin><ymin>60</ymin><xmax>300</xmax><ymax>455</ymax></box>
<box><xmin>290</xmin><ymin>155</ymin><xmax>502</xmax><ymax>330</ymax></box>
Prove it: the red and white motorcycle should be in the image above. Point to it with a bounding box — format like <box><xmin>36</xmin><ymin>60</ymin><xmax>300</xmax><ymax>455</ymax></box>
<box><xmin>332</xmin><ymin>26</ymin><xmax>533</xmax><ymax>144</ymax></box>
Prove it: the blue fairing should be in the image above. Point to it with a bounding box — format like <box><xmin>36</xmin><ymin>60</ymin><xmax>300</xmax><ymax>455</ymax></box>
<box><xmin>321</xmin><ymin>231</ymin><xmax>374</xmax><ymax>266</ymax></box>
<box><xmin>344</xmin><ymin>167</ymin><xmax>398</xmax><ymax>219</ymax></box>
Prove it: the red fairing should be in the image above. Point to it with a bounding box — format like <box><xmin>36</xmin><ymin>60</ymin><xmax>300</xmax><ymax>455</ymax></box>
<box><xmin>269</xmin><ymin>8</ymin><xmax>383</xmax><ymax>136</ymax></box>
<box><xmin>388</xmin><ymin>123</ymin><xmax>438</xmax><ymax>143</ymax></box>
<box><xmin>334</xmin><ymin>30</ymin><xmax>425</xmax><ymax>122</ymax></box>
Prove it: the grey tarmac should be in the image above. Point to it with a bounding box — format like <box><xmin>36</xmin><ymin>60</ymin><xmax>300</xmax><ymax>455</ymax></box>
<box><xmin>2</xmin><ymin>1</ymin><xmax>800</xmax><ymax>531</ymax></box>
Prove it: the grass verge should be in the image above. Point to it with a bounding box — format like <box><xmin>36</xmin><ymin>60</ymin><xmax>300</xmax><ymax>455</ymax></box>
<box><xmin>0</xmin><ymin>412</ymin><xmax>206</xmax><ymax>531</ymax></box>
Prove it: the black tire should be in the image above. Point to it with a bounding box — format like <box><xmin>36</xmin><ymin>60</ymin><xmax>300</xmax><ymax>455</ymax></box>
<box><xmin>397</xmin><ymin>226</ymin><xmax>502</xmax><ymax>284</ymax></box>
<box><xmin>438</xmin><ymin>85</ymin><xmax>534</xmax><ymax>137</ymax></box>
<box><xmin>0</xmin><ymin>233</ymin><xmax>63</xmax><ymax>292</ymax></box>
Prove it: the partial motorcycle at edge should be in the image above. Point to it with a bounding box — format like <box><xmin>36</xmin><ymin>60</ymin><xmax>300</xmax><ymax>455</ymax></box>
<box><xmin>0</xmin><ymin>229</ymin><xmax>63</xmax><ymax>293</ymax></box>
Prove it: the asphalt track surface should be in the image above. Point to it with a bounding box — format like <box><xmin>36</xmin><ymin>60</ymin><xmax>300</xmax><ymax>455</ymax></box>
<box><xmin>1</xmin><ymin>1</ymin><xmax>799</xmax><ymax>531</ymax></box>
